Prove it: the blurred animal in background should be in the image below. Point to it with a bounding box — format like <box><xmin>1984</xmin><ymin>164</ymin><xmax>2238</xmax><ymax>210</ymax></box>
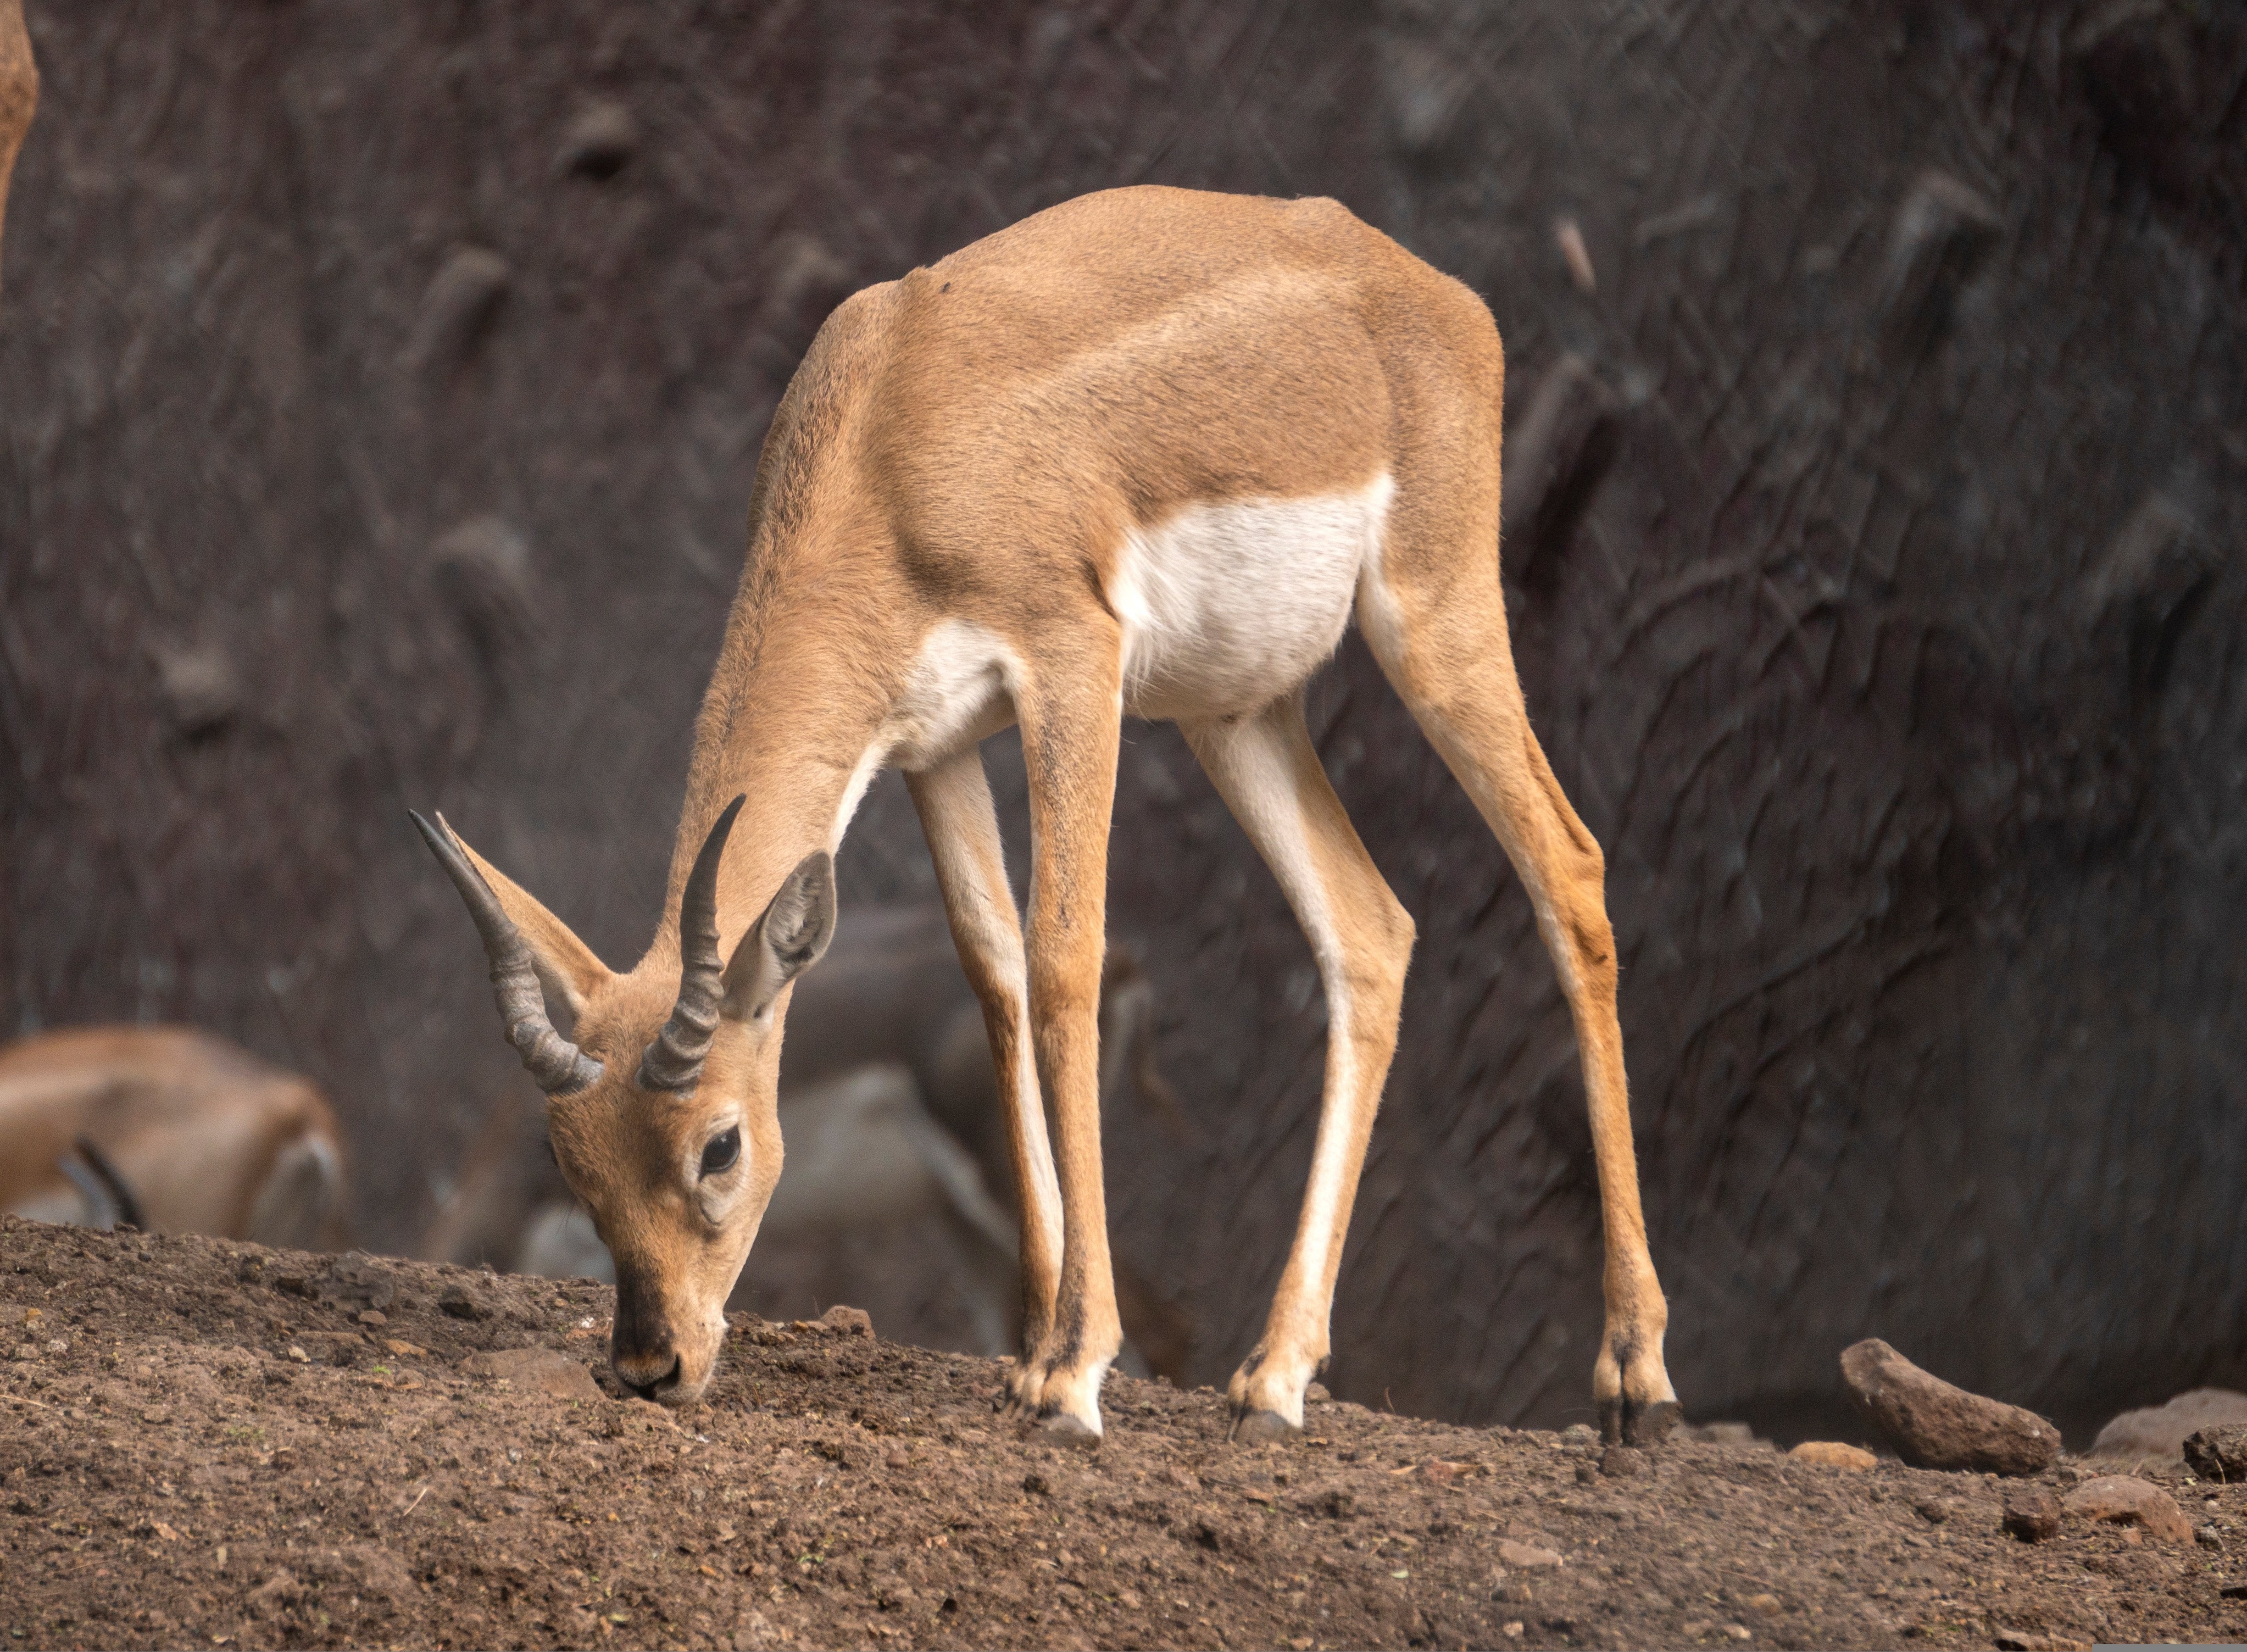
<box><xmin>0</xmin><ymin>0</ymin><xmax>34</xmax><ymax>295</ymax></box>
<box><xmin>421</xmin><ymin>904</ymin><xmax>1193</xmax><ymax>1375</ymax></box>
<box><xmin>0</xmin><ymin>1026</ymin><xmax>347</xmax><ymax>1250</ymax></box>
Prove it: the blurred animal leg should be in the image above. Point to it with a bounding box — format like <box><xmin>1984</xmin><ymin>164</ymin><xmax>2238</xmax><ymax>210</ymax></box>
<box><xmin>907</xmin><ymin>746</ymin><xmax>1064</xmax><ymax>1409</ymax></box>
<box><xmin>1184</xmin><ymin>693</ymin><xmax>1413</xmax><ymax>1441</ymax></box>
<box><xmin>245</xmin><ymin>1129</ymin><xmax>345</xmax><ymax>1252</ymax></box>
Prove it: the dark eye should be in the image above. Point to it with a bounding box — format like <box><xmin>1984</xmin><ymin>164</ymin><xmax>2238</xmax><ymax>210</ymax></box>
<box><xmin>699</xmin><ymin>1126</ymin><xmax>741</xmax><ymax>1178</ymax></box>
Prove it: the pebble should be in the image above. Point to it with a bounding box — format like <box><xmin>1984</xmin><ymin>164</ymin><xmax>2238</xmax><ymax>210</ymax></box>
<box><xmin>1789</xmin><ymin>1441</ymin><xmax>1876</xmax><ymax>1471</ymax></box>
<box><xmin>1839</xmin><ymin>1339</ymin><xmax>2060</xmax><ymax>1475</ymax></box>
<box><xmin>437</xmin><ymin>1283</ymin><xmax>492</xmax><ymax>1322</ymax></box>
<box><xmin>2184</xmin><ymin>1424</ymin><xmax>2247</xmax><ymax>1485</ymax></box>
<box><xmin>1497</xmin><ymin>1539</ymin><xmax>1565</xmax><ymax>1569</ymax></box>
<box><xmin>2002</xmin><ymin>1485</ymin><xmax>2063</xmax><ymax>1541</ymax></box>
<box><xmin>818</xmin><ymin>1304</ymin><xmax>874</xmax><ymax>1338</ymax></box>
<box><xmin>460</xmin><ymin>1346</ymin><xmax>603</xmax><ymax>1402</ymax></box>
<box><xmin>2063</xmin><ymin>1475</ymin><xmax>2192</xmax><ymax>1544</ymax></box>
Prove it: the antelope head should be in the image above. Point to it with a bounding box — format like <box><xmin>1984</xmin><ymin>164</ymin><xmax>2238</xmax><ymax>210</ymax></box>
<box><xmin>412</xmin><ymin>796</ymin><xmax>835</xmax><ymax>1404</ymax></box>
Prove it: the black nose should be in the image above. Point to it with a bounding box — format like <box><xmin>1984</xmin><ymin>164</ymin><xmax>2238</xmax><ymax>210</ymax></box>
<box><xmin>622</xmin><ymin>1355</ymin><xmax>682</xmax><ymax>1402</ymax></box>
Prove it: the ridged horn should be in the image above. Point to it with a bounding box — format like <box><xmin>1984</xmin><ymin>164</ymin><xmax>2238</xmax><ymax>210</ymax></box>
<box><xmin>411</xmin><ymin>811</ymin><xmax>604</xmax><ymax>1096</ymax></box>
<box><xmin>637</xmin><ymin>794</ymin><xmax>746</xmax><ymax>1094</ymax></box>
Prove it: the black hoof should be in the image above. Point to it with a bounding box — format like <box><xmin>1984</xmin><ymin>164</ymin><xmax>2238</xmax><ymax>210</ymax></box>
<box><xmin>1602</xmin><ymin>1396</ymin><xmax>1684</xmax><ymax>1447</ymax></box>
<box><xmin>1229</xmin><ymin>1407</ymin><xmax>1300</xmax><ymax>1446</ymax></box>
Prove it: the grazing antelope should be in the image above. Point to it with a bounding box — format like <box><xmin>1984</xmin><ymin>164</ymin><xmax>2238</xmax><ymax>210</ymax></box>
<box><xmin>0</xmin><ymin>0</ymin><xmax>33</xmax><ymax>296</ymax></box>
<box><xmin>417</xmin><ymin>185</ymin><xmax>1677</xmax><ymax>1444</ymax></box>
<box><xmin>422</xmin><ymin>904</ymin><xmax>1185</xmax><ymax>1365</ymax></box>
<box><xmin>0</xmin><ymin>1026</ymin><xmax>347</xmax><ymax>1250</ymax></box>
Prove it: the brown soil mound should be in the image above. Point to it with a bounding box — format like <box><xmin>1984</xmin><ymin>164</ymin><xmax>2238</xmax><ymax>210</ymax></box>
<box><xmin>3</xmin><ymin>1216</ymin><xmax>2244</xmax><ymax>1651</ymax></box>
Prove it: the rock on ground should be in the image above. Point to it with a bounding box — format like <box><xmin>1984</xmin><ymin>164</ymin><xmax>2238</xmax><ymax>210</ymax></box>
<box><xmin>2003</xmin><ymin>1485</ymin><xmax>2063</xmax><ymax>1541</ymax></box>
<box><xmin>2086</xmin><ymin>1388</ymin><xmax>2247</xmax><ymax>1469</ymax></box>
<box><xmin>1790</xmin><ymin>1441</ymin><xmax>1878</xmax><ymax>1470</ymax></box>
<box><xmin>459</xmin><ymin>1345</ymin><xmax>605</xmax><ymax>1402</ymax></box>
<box><xmin>1841</xmin><ymin>1339</ymin><xmax>2062</xmax><ymax>1475</ymax></box>
<box><xmin>2184</xmin><ymin>1424</ymin><xmax>2247</xmax><ymax>1485</ymax></box>
<box><xmin>2063</xmin><ymin>1475</ymin><xmax>2194</xmax><ymax>1543</ymax></box>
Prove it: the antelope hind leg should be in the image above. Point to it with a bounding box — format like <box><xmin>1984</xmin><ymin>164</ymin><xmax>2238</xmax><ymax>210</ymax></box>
<box><xmin>1366</xmin><ymin>555</ymin><xmax>1680</xmax><ymax>1444</ymax></box>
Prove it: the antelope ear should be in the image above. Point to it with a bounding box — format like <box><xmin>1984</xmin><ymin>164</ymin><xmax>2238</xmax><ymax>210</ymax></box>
<box><xmin>720</xmin><ymin>851</ymin><xmax>837</xmax><ymax>1023</ymax></box>
<box><xmin>439</xmin><ymin>817</ymin><xmax>614</xmax><ymax>1017</ymax></box>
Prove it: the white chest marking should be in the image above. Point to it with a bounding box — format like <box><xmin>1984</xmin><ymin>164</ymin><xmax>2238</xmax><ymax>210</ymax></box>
<box><xmin>1108</xmin><ymin>473</ymin><xmax>1394</xmax><ymax>722</ymax></box>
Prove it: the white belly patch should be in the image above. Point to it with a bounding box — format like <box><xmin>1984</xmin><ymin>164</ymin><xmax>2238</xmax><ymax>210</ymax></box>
<box><xmin>876</xmin><ymin>618</ymin><xmax>1021</xmax><ymax>778</ymax></box>
<box><xmin>1109</xmin><ymin>473</ymin><xmax>1394</xmax><ymax>722</ymax></box>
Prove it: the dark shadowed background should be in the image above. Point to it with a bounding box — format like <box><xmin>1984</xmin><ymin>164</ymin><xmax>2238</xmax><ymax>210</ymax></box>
<box><xmin>2</xmin><ymin>0</ymin><xmax>2242</xmax><ymax>1442</ymax></box>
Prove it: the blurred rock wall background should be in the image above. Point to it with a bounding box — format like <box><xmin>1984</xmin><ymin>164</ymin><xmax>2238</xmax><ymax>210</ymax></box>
<box><xmin>2</xmin><ymin>0</ymin><xmax>2241</xmax><ymax>1439</ymax></box>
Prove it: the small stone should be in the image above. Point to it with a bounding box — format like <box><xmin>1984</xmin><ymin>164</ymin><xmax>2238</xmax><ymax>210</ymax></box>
<box><xmin>285</xmin><ymin>1345</ymin><xmax>309</xmax><ymax>1364</ymax></box>
<box><xmin>2002</xmin><ymin>1486</ymin><xmax>2062</xmax><ymax>1541</ymax></box>
<box><xmin>2196</xmin><ymin>1524</ymin><xmax>2223</xmax><ymax>1551</ymax></box>
<box><xmin>2184</xmin><ymin>1424</ymin><xmax>2247</xmax><ymax>1485</ymax></box>
<box><xmin>1306</xmin><ymin>1382</ymin><xmax>1331</xmax><ymax>1403</ymax></box>
<box><xmin>1746</xmin><ymin>1593</ymin><xmax>1780</xmax><ymax>1615</ymax></box>
<box><xmin>1497</xmin><ymin>1539</ymin><xmax>1565</xmax><ymax>1569</ymax></box>
<box><xmin>818</xmin><ymin>1304</ymin><xmax>873</xmax><ymax>1337</ymax></box>
<box><xmin>356</xmin><ymin>1310</ymin><xmax>387</xmax><ymax>1328</ymax></box>
<box><xmin>1912</xmin><ymin>1495</ymin><xmax>1960</xmax><ymax>1524</ymax></box>
<box><xmin>383</xmin><ymin>1339</ymin><xmax>428</xmax><ymax>1359</ymax></box>
<box><xmin>460</xmin><ymin>1347</ymin><xmax>602</xmax><ymax>1403</ymax></box>
<box><xmin>1022</xmin><ymin>1472</ymin><xmax>1051</xmax><ymax>1496</ymax></box>
<box><xmin>1721</xmin><ymin>1625</ymin><xmax>1751</xmax><ymax>1641</ymax></box>
<box><xmin>1839</xmin><ymin>1339</ymin><xmax>2060</xmax><ymax>1475</ymax></box>
<box><xmin>2063</xmin><ymin>1474</ymin><xmax>2192</xmax><ymax>1544</ymax></box>
<box><xmin>1559</xmin><ymin>1423</ymin><xmax>1598</xmax><ymax>1445</ymax></box>
<box><xmin>1501</xmin><ymin>1623</ymin><xmax>1525</xmax><ymax>1640</ymax></box>
<box><xmin>437</xmin><ymin>1283</ymin><xmax>492</xmax><ymax>1321</ymax></box>
<box><xmin>1599</xmin><ymin>1445</ymin><xmax>1646</xmax><ymax>1479</ymax></box>
<box><xmin>1788</xmin><ymin>1441</ymin><xmax>1876</xmax><ymax>1471</ymax></box>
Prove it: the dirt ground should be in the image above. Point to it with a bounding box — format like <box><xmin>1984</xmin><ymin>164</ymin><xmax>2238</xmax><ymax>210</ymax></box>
<box><xmin>3</xmin><ymin>1218</ymin><xmax>2243</xmax><ymax>1652</ymax></box>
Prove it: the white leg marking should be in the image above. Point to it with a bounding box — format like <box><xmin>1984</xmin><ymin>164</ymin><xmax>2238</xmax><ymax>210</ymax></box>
<box><xmin>1191</xmin><ymin>707</ymin><xmax>1358</xmax><ymax>1341</ymax></box>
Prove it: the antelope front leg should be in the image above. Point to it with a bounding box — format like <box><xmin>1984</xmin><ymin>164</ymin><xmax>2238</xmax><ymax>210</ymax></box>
<box><xmin>1185</xmin><ymin>698</ymin><xmax>1414</xmax><ymax>1442</ymax></box>
<box><xmin>1013</xmin><ymin>657</ymin><xmax>1126</xmax><ymax>1441</ymax></box>
<box><xmin>906</xmin><ymin>749</ymin><xmax>1065</xmax><ymax>1416</ymax></box>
